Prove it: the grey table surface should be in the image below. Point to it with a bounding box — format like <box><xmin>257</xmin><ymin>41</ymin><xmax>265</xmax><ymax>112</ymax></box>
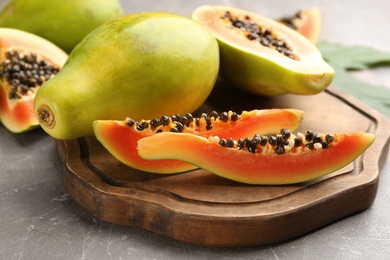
<box><xmin>1</xmin><ymin>1</ymin><xmax>390</xmax><ymax>259</ymax></box>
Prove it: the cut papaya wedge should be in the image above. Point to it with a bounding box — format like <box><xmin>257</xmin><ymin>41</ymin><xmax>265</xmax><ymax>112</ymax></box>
<box><xmin>278</xmin><ymin>7</ymin><xmax>321</xmax><ymax>44</ymax></box>
<box><xmin>93</xmin><ymin>108</ymin><xmax>304</xmax><ymax>174</ymax></box>
<box><xmin>137</xmin><ymin>130</ymin><xmax>375</xmax><ymax>184</ymax></box>
<box><xmin>0</xmin><ymin>28</ymin><xmax>68</xmax><ymax>133</ymax></box>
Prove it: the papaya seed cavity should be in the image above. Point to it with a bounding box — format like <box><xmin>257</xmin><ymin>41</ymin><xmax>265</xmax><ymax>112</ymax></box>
<box><xmin>220</xmin><ymin>11</ymin><xmax>296</xmax><ymax>60</ymax></box>
<box><xmin>126</xmin><ymin>110</ymin><xmax>242</xmax><ymax>134</ymax></box>
<box><xmin>37</xmin><ymin>105</ymin><xmax>56</xmax><ymax>129</ymax></box>
<box><xmin>0</xmin><ymin>49</ymin><xmax>60</xmax><ymax>99</ymax></box>
<box><xmin>215</xmin><ymin>128</ymin><xmax>336</xmax><ymax>155</ymax></box>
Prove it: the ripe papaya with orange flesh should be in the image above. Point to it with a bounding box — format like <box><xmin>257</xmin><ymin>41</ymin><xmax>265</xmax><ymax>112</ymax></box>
<box><xmin>278</xmin><ymin>7</ymin><xmax>321</xmax><ymax>44</ymax></box>
<box><xmin>0</xmin><ymin>0</ymin><xmax>124</xmax><ymax>53</ymax></box>
<box><xmin>34</xmin><ymin>12</ymin><xmax>219</xmax><ymax>140</ymax></box>
<box><xmin>0</xmin><ymin>28</ymin><xmax>68</xmax><ymax>133</ymax></box>
<box><xmin>192</xmin><ymin>5</ymin><xmax>334</xmax><ymax>96</ymax></box>
<box><xmin>138</xmin><ymin>130</ymin><xmax>375</xmax><ymax>184</ymax></box>
<box><xmin>93</xmin><ymin>109</ymin><xmax>304</xmax><ymax>174</ymax></box>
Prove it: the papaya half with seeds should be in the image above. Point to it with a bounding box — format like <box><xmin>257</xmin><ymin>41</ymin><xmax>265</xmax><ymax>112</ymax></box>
<box><xmin>278</xmin><ymin>7</ymin><xmax>321</xmax><ymax>44</ymax></box>
<box><xmin>34</xmin><ymin>12</ymin><xmax>220</xmax><ymax>140</ymax></box>
<box><xmin>192</xmin><ymin>5</ymin><xmax>334</xmax><ymax>96</ymax></box>
<box><xmin>93</xmin><ymin>108</ymin><xmax>304</xmax><ymax>174</ymax></box>
<box><xmin>0</xmin><ymin>28</ymin><xmax>68</xmax><ymax>133</ymax></box>
<box><xmin>0</xmin><ymin>0</ymin><xmax>124</xmax><ymax>53</ymax></box>
<box><xmin>138</xmin><ymin>130</ymin><xmax>375</xmax><ymax>185</ymax></box>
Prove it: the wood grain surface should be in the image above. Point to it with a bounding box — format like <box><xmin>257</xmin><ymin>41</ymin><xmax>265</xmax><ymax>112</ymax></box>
<box><xmin>56</xmin><ymin>80</ymin><xmax>390</xmax><ymax>247</ymax></box>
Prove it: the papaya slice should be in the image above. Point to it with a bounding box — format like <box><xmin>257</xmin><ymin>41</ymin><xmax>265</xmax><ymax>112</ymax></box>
<box><xmin>93</xmin><ymin>109</ymin><xmax>304</xmax><ymax>174</ymax></box>
<box><xmin>138</xmin><ymin>130</ymin><xmax>375</xmax><ymax>185</ymax></box>
<box><xmin>192</xmin><ymin>5</ymin><xmax>334</xmax><ymax>96</ymax></box>
<box><xmin>0</xmin><ymin>28</ymin><xmax>68</xmax><ymax>133</ymax></box>
<box><xmin>278</xmin><ymin>7</ymin><xmax>321</xmax><ymax>44</ymax></box>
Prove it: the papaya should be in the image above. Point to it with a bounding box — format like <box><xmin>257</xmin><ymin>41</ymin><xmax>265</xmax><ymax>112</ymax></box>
<box><xmin>34</xmin><ymin>12</ymin><xmax>220</xmax><ymax>140</ymax></box>
<box><xmin>277</xmin><ymin>7</ymin><xmax>321</xmax><ymax>44</ymax></box>
<box><xmin>0</xmin><ymin>28</ymin><xmax>68</xmax><ymax>133</ymax></box>
<box><xmin>93</xmin><ymin>109</ymin><xmax>304</xmax><ymax>174</ymax></box>
<box><xmin>0</xmin><ymin>0</ymin><xmax>124</xmax><ymax>53</ymax></box>
<box><xmin>192</xmin><ymin>5</ymin><xmax>334</xmax><ymax>96</ymax></box>
<box><xmin>138</xmin><ymin>130</ymin><xmax>375</xmax><ymax>185</ymax></box>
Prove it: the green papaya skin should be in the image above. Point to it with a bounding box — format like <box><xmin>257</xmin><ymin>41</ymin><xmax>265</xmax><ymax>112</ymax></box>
<box><xmin>34</xmin><ymin>12</ymin><xmax>220</xmax><ymax>140</ymax></box>
<box><xmin>192</xmin><ymin>5</ymin><xmax>334</xmax><ymax>96</ymax></box>
<box><xmin>0</xmin><ymin>0</ymin><xmax>124</xmax><ymax>53</ymax></box>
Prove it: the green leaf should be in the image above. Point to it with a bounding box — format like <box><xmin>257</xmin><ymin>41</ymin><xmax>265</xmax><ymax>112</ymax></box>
<box><xmin>329</xmin><ymin>65</ymin><xmax>390</xmax><ymax>118</ymax></box>
<box><xmin>317</xmin><ymin>41</ymin><xmax>390</xmax><ymax>118</ymax></box>
<box><xmin>317</xmin><ymin>41</ymin><xmax>390</xmax><ymax>70</ymax></box>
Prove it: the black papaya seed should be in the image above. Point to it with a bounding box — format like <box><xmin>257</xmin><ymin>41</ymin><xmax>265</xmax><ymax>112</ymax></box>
<box><xmin>244</xmin><ymin>137</ymin><xmax>252</xmax><ymax>148</ymax></box>
<box><xmin>313</xmin><ymin>133</ymin><xmax>322</xmax><ymax>143</ymax></box>
<box><xmin>252</xmin><ymin>134</ymin><xmax>261</xmax><ymax>145</ymax></box>
<box><xmin>125</xmin><ymin>117</ymin><xmax>135</xmax><ymax>127</ymax></box>
<box><xmin>209</xmin><ymin>110</ymin><xmax>219</xmax><ymax>119</ymax></box>
<box><xmin>325</xmin><ymin>134</ymin><xmax>334</xmax><ymax>143</ymax></box>
<box><xmin>140</xmin><ymin>121</ymin><xmax>149</xmax><ymax>129</ymax></box>
<box><xmin>260</xmin><ymin>136</ymin><xmax>268</xmax><ymax>146</ymax></box>
<box><xmin>160</xmin><ymin>115</ymin><xmax>170</xmax><ymax>126</ymax></box>
<box><xmin>276</xmin><ymin>145</ymin><xmax>285</xmax><ymax>155</ymax></box>
<box><xmin>195</xmin><ymin>117</ymin><xmax>200</xmax><ymax>126</ymax></box>
<box><xmin>247</xmin><ymin>144</ymin><xmax>257</xmax><ymax>154</ymax></box>
<box><xmin>280</xmin><ymin>128</ymin><xmax>291</xmax><ymax>139</ymax></box>
<box><xmin>305</xmin><ymin>130</ymin><xmax>314</xmax><ymax>141</ymax></box>
<box><xmin>294</xmin><ymin>137</ymin><xmax>302</xmax><ymax>147</ymax></box>
<box><xmin>306</xmin><ymin>142</ymin><xmax>315</xmax><ymax>149</ymax></box>
<box><xmin>175</xmin><ymin>122</ymin><xmax>184</xmax><ymax>132</ymax></box>
<box><xmin>150</xmin><ymin>118</ymin><xmax>161</xmax><ymax>128</ymax></box>
<box><xmin>276</xmin><ymin>135</ymin><xmax>284</xmax><ymax>145</ymax></box>
<box><xmin>227</xmin><ymin>137</ymin><xmax>235</xmax><ymax>148</ymax></box>
<box><xmin>185</xmin><ymin>113</ymin><xmax>193</xmax><ymax>121</ymax></box>
<box><xmin>136</xmin><ymin>123</ymin><xmax>144</xmax><ymax>131</ymax></box>
<box><xmin>178</xmin><ymin>116</ymin><xmax>188</xmax><ymax>126</ymax></box>
<box><xmin>230</xmin><ymin>112</ymin><xmax>239</xmax><ymax>121</ymax></box>
<box><xmin>219</xmin><ymin>138</ymin><xmax>227</xmax><ymax>147</ymax></box>
<box><xmin>237</xmin><ymin>138</ymin><xmax>245</xmax><ymax>149</ymax></box>
<box><xmin>219</xmin><ymin>111</ymin><xmax>229</xmax><ymax>122</ymax></box>
<box><xmin>269</xmin><ymin>135</ymin><xmax>277</xmax><ymax>146</ymax></box>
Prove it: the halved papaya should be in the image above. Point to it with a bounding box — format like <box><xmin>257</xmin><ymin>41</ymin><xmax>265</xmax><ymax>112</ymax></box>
<box><xmin>277</xmin><ymin>7</ymin><xmax>321</xmax><ymax>44</ymax></box>
<box><xmin>138</xmin><ymin>130</ymin><xmax>375</xmax><ymax>184</ymax></box>
<box><xmin>192</xmin><ymin>5</ymin><xmax>334</xmax><ymax>96</ymax></box>
<box><xmin>93</xmin><ymin>109</ymin><xmax>304</xmax><ymax>174</ymax></box>
<box><xmin>0</xmin><ymin>28</ymin><xmax>68</xmax><ymax>133</ymax></box>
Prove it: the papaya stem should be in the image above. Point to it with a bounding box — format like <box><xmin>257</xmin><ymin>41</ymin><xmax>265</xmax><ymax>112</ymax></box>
<box><xmin>37</xmin><ymin>106</ymin><xmax>55</xmax><ymax>129</ymax></box>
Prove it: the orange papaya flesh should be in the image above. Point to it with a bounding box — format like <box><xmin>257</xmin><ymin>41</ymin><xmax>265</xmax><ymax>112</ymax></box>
<box><xmin>93</xmin><ymin>108</ymin><xmax>304</xmax><ymax>174</ymax></box>
<box><xmin>277</xmin><ymin>7</ymin><xmax>321</xmax><ymax>44</ymax></box>
<box><xmin>0</xmin><ymin>28</ymin><xmax>68</xmax><ymax>133</ymax></box>
<box><xmin>138</xmin><ymin>130</ymin><xmax>375</xmax><ymax>185</ymax></box>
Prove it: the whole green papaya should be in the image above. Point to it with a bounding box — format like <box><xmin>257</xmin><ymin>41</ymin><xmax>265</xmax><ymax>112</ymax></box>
<box><xmin>34</xmin><ymin>12</ymin><xmax>220</xmax><ymax>140</ymax></box>
<box><xmin>0</xmin><ymin>0</ymin><xmax>124</xmax><ymax>53</ymax></box>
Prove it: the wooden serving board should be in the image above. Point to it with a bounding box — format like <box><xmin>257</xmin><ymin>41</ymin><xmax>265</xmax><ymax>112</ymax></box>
<box><xmin>56</xmin><ymin>80</ymin><xmax>390</xmax><ymax>247</ymax></box>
